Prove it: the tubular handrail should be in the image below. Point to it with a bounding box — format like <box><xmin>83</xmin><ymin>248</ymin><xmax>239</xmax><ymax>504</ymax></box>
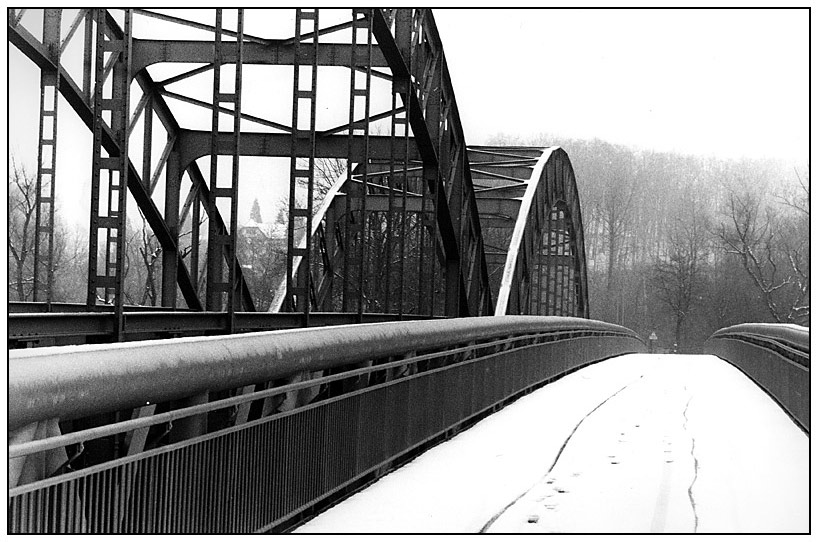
<box><xmin>705</xmin><ymin>322</ymin><xmax>809</xmax><ymax>434</ymax></box>
<box><xmin>10</xmin><ymin>328</ymin><xmax>628</xmax><ymax>460</ymax></box>
<box><xmin>10</xmin><ymin>316</ymin><xmax>638</xmax><ymax>431</ymax></box>
<box><xmin>709</xmin><ymin>323</ymin><xmax>810</xmax><ymax>359</ymax></box>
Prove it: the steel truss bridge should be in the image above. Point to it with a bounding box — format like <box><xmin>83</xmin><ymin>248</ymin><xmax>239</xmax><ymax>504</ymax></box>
<box><xmin>7</xmin><ymin>9</ymin><xmax>808</xmax><ymax>533</ymax></box>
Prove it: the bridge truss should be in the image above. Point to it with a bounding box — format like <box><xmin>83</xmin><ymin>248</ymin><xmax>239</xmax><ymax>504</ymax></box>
<box><xmin>8</xmin><ymin>8</ymin><xmax>589</xmax><ymax>347</ymax></box>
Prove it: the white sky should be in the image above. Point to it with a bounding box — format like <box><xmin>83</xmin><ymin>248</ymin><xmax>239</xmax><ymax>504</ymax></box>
<box><xmin>6</xmin><ymin>8</ymin><xmax>810</xmax><ymax>228</ymax></box>
<box><xmin>435</xmin><ymin>8</ymin><xmax>809</xmax><ymax>161</ymax></box>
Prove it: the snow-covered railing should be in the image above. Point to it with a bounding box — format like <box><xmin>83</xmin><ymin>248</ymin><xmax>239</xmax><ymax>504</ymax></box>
<box><xmin>9</xmin><ymin>316</ymin><xmax>643</xmax><ymax>533</ymax></box>
<box><xmin>705</xmin><ymin>323</ymin><xmax>809</xmax><ymax>434</ymax></box>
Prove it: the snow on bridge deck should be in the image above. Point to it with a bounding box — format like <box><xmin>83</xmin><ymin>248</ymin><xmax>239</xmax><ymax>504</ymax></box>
<box><xmin>296</xmin><ymin>354</ymin><xmax>808</xmax><ymax>534</ymax></box>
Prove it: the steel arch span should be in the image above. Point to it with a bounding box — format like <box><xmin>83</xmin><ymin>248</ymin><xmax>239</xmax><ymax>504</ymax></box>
<box><xmin>470</xmin><ymin>146</ymin><xmax>589</xmax><ymax>317</ymax></box>
<box><xmin>8</xmin><ymin>8</ymin><xmax>589</xmax><ymax>345</ymax></box>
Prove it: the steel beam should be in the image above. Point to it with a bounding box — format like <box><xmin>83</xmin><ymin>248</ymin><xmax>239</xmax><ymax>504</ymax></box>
<box><xmin>9</xmin><ymin>19</ymin><xmax>204</xmax><ymax>311</ymax></box>
<box><xmin>285</xmin><ymin>8</ymin><xmax>321</xmax><ymax>319</ymax></box>
<box><xmin>131</xmin><ymin>39</ymin><xmax>388</xmax><ymax>74</ymax></box>
<box><xmin>175</xmin><ymin>131</ymin><xmax>419</xmax><ymax>171</ymax></box>
<box><xmin>32</xmin><ymin>9</ymin><xmax>61</xmax><ymax>304</ymax></box>
<box><xmin>87</xmin><ymin>9</ymin><xmax>133</xmax><ymax>341</ymax></box>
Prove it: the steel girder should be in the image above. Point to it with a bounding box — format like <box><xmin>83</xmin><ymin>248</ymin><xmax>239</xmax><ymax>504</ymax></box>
<box><xmin>9</xmin><ymin>8</ymin><xmax>493</xmax><ymax>322</ymax></box>
<box><xmin>9</xmin><ymin>9</ymin><xmax>589</xmax><ymax>343</ymax></box>
<box><xmin>265</xmin><ymin>9</ymin><xmax>493</xmax><ymax>318</ymax></box>
<box><xmin>9</xmin><ymin>11</ymin><xmax>206</xmax><ymax>312</ymax></box>
<box><xmin>31</xmin><ymin>9</ymin><xmax>61</xmax><ymax>306</ymax></box>
<box><xmin>470</xmin><ymin>146</ymin><xmax>590</xmax><ymax>318</ymax></box>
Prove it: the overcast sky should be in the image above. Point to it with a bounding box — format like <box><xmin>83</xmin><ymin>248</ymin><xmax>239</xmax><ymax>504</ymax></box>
<box><xmin>434</xmin><ymin>8</ymin><xmax>808</xmax><ymax>162</ymax></box>
<box><xmin>7</xmin><ymin>8</ymin><xmax>810</xmax><ymax>227</ymax></box>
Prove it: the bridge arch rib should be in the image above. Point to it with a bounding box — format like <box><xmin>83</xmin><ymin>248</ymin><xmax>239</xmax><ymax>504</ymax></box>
<box><xmin>470</xmin><ymin>146</ymin><xmax>589</xmax><ymax>318</ymax></box>
<box><xmin>272</xmin><ymin>145</ymin><xmax>590</xmax><ymax>319</ymax></box>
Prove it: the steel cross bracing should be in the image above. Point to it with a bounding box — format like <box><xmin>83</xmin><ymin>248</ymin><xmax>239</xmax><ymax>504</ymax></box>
<box><xmin>8</xmin><ymin>9</ymin><xmax>589</xmax><ymax>347</ymax></box>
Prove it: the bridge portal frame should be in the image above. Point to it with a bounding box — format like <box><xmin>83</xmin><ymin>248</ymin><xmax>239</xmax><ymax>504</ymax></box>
<box><xmin>8</xmin><ymin>8</ymin><xmax>497</xmax><ymax>327</ymax></box>
<box><xmin>9</xmin><ymin>9</ymin><xmax>591</xmax><ymax>352</ymax></box>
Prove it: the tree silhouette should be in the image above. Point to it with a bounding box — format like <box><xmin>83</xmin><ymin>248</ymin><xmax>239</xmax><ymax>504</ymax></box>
<box><xmin>250</xmin><ymin>198</ymin><xmax>263</xmax><ymax>223</ymax></box>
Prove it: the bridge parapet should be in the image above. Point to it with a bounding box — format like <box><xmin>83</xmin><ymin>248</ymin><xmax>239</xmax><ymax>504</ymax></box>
<box><xmin>705</xmin><ymin>323</ymin><xmax>809</xmax><ymax>433</ymax></box>
<box><xmin>9</xmin><ymin>316</ymin><xmax>644</xmax><ymax>533</ymax></box>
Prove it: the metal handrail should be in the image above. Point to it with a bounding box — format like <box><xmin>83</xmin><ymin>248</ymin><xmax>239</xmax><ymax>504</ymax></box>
<box><xmin>9</xmin><ymin>316</ymin><xmax>645</xmax><ymax>532</ymax></box>
<box><xmin>709</xmin><ymin>323</ymin><xmax>810</xmax><ymax>358</ymax></box>
<box><xmin>10</xmin><ymin>316</ymin><xmax>637</xmax><ymax>430</ymax></box>
<box><xmin>10</xmin><ymin>328</ymin><xmax>633</xmax><ymax>460</ymax></box>
<box><xmin>705</xmin><ymin>322</ymin><xmax>809</xmax><ymax>433</ymax></box>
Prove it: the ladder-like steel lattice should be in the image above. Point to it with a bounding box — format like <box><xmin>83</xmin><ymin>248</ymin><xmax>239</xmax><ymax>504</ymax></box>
<box><xmin>9</xmin><ymin>8</ymin><xmax>589</xmax><ymax>347</ymax></box>
<box><xmin>32</xmin><ymin>9</ymin><xmax>61</xmax><ymax>305</ymax></box>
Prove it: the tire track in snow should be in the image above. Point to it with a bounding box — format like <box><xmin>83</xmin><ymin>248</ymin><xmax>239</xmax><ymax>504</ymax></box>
<box><xmin>479</xmin><ymin>375</ymin><xmax>644</xmax><ymax>533</ymax></box>
<box><xmin>682</xmin><ymin>390</ymin><xmax>700</xmax><ymax>532</ymax></box>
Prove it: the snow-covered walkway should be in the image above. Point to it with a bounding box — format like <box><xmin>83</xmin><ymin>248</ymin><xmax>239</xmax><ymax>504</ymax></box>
<box><xmin>295</xmin><ymin>354</ymin><xmax>809</xmax><ymax>533</ymax></box>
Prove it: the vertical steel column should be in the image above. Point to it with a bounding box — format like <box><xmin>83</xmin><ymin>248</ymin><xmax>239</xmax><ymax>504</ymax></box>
<box><xmin>526</xmin><ymin>234</ymin><xmax>534</xmax><ymax>314</ymax></box>
<box><xmin>226</xmin><ymin>10</ymin><xmax>244</xmax><ymax>322</ymax></box>
<box><xmin>531</xmin><ymin>226</ymin><xmax>540</xmax><ymax>315</ymax></box>
<box><xmin>354</xmin><ymin>9</ymin><xmax>373</xmax><ymax>316</ymax></box>
<box><xmin>553</xmin><ymin>211</ymin><xmax>562</xmax><ymax>315</ymax></box>
<box><xmin>87</xmin><ymin>9</ymin><xmax>132</xmax><ymax>341</ymax></box>
<box><xmin>557</xmin><ymin>210</ymin><xmax>566</xmax><ymax>315</ymax></box>
<box><xmin>440</xmin><ymin>100</ymin><xmax>461</xmax><ymax>317</ymax></box>
<box><xmin>567</xmin><ymin>231</ymin><xmax>576</xmax><ymax>316</ymax></box>
<box><xmin>162</xmin><ymin>146</ymin><xmax>181</xmax><ymax>308</ymax></box>
<box><xmin>543</xmin><ymin>207</ymin><xmax>553</xmax><ymax>315</ymax></box>
<box><xmin>573</xmin><ymin>238</ymin><xmax>584</xmax><ymax>317</ymax></box>
<box><xmin>561</xmin><ymin>214</ymin><xmax>568</xmax><ymax>315</ymax></box>
<box><xmin>190</xmin><ymin>183</ymin><xmax>202</xmax><ymax>294</ymax></box>
<box><xmin>394</xmin><ymin>9</ymin><xmax>413</xmax><ymax>317</ymax></box>
<box><xmin>426</xmin><ymin>33</ymin><xmax>446</xmax><ymax>315</ymax></box>
<box><xmin>535</xmin><ymin>221</ymin><xmax>545</xmax><ymax>315</ymax></box>
<box><xmin>286</xmin><ymin>8</ymin><xmax>319</xmax><ymax>320</ymax></box>
<box><xmin>565</xmin><ymin>217</ymin><xmax>572</xmax><ymax>316</ymax></box>
<box><xmin>206</xmin><ymin>9</ymin><xmax>244</xmax><ymax>329</ymax></box>
<box><xmin>33</xmin><ymin>9</ymin><xmax>62</xmax><ymax>305</ymax></box>
<box><xmin>82</xmin><ymin>10</ymin><xmax>93</xmax><ymax>102</ymax></box>
<box><xmin>140</xmin><ymin>93</ymin><xmax>153</xmax><ymax>191</ymax></box>
<box><xmin>411</xmin><ymin>11</ymin><xmax>431</xmax><ymax>315</ymax></box>
<box><xmin>341</xmin><ymin>9</ymin><xmax>372</xmax><ymax>315</ymax></box>
<box><xmin>565</xmin><ymin>215</ymin><xmax>572</xmax><ymax>316</ymax></box>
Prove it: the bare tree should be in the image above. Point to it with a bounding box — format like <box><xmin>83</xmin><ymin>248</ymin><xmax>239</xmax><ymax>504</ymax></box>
<box><xmin>295</xmin><ymin>157</ymin><xmax>346</xmax><ymax>210</ymax></box>
<box><xmin>652</xmin><ymin>199</ymin><xmax>711</xmax><ymax>349</ymax></box>
<box><xmin>8</xmin><ymin>156</ymin><xmax>79</xmax><ymax>303</ymax></box>
<box><xmin>135</xmin><ymin>216</ymin><xmax>162</xmax><ymax>306</ymax></box>
<box><xmin>8</xmin><ymin>158</ymin><xmax>37</xmax><ymax>301</ymax></box>
<box><xmin>775</xmin><ymin>167</ymin><xmax>810</xmax><ymax>217</ymax></box>
<box><xmin>237</xmin><ymin>220</ymin><xmax>286</xmax><ymax>311</ymax></box>
<box><xmin>717</xmin><ymin>187</ymin><xmax>809</xmax><ymax>325</ymax></box>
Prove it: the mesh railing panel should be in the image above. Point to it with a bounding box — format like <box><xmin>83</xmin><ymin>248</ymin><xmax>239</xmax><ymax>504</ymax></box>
<box><xmin>9</xmin><ymin>334</ymin><xmax>641</xmax><ymax>533</ymax></box>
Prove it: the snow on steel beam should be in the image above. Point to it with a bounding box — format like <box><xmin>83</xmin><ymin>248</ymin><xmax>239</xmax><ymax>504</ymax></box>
<box><xmin>175</xmin><ymin>130</ymin><xmax>420</xmax><ymax>169</ymax></box>
<box><xmin>131</xmin><ymin>39</ymin><xmax>389</xmax><ymax>75</ymax></box>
